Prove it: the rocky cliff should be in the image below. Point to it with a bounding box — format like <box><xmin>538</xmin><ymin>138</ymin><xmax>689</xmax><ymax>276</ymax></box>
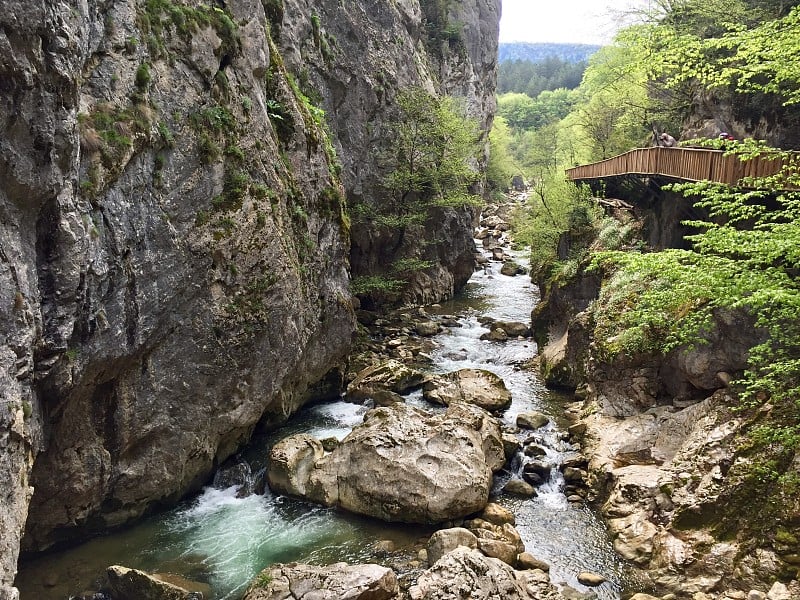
<box><xmin>533</xmin><ymin>199</ymin><xmax>800</xmax><ymax>596</ymax></box>
<box><xmin>0</xmin><ymin>1</ymin><xmax>500</xmax><ymax>597</ymax></box>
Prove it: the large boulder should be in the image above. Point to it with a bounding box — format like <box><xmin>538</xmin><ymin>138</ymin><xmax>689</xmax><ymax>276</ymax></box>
<box><xmin>243</xmin><ymin>562</ymin><xmax>398</xmax><ymax>600</ymax></box>
<box><xmin>105</xmin><ymin>566</ymin><xmax>203</xmax><ymax>600</ymax></box>
<box><xmin>347</xmin><ymin>360</ymin><xmax>427</xmax><ymax>402</ymax></box>
<box><xmin>276</xmin><ymin>403</ymin><xmax>505</xmax><ymax>523</ymax></box>
<box><xmin>422</xmin><ymin>369</ymin><xmax>512</xmax><ymax>413</ymax></box>
<box><xmin>408</xmin><ymin>547</ymin><xmax>561</xmax><ymax>600</ymax></box>
<box><xmin>267</xmin><ymin>434</ymin><xmax>324</xmax><ymax>497</ymax></box>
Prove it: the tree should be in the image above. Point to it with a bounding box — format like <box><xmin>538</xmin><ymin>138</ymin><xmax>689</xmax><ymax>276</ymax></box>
<box><xmin>496</xmin><ymin>92</ymin><xmax>540</xmax><ymax>130</ymax></box>
<box><xmin>380</xmin><ymin>88</ymin><xmax>481</xmax><ymax>221</ymax></box>
<box><xmin>486</xmin><ymin>116</ymin><xmax>519</xmax><ymax>194</ymax></box>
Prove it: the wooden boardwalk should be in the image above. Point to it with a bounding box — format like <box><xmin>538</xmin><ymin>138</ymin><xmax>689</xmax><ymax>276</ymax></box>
<box><xmin>565</xmin><ymin>146</ymin><xmax>796</xmax><ymax>188</ymax></box>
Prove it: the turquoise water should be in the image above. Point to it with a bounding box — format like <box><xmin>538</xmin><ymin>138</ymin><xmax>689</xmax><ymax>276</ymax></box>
<box><xmin>15</xmin><ymin>402</ymin><xmax>428</xmax><ymax>600</ymax></box>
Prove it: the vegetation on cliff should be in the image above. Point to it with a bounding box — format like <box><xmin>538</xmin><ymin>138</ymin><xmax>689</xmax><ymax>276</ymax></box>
<box><xmin>351</xmin><ymin>88</ymin><xmax>482</xmax><ymax>298</ymax></box>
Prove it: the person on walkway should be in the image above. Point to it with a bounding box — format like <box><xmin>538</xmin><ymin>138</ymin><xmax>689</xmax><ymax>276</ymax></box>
<box><xmin>659</xmin><ymin>132</ymin><xmax>677</xmax><ymax>147</ymax></box>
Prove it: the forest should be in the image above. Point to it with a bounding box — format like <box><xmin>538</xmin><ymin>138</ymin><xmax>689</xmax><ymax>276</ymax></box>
<box><xmin>496</xmin><ymin>0</ymin><xmax>800</xmax><ymax>541</ymax></box>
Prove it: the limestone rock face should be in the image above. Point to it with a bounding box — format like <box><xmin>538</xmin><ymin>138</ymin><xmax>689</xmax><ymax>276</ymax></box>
<box><xmin>243</xmin><ymin>562</ymin><xmax>399</xmax><ymax>600</ymax></box>
<box><xmin>279</xmin><ymin>0</ymin><xmax>501</xmax><ymax>304</ymax></box>
<box><xmin>422</xmin><ymin>369</ymin><xmax>512</xmax><ymax>412</ymax></box>
<box><xmin>274</xmin><ymin>403</ymin><xmax>505</xmax><ymax>523</ymax></box>
<box><xmin>11</xmin><ymin>0</ymin><xmax>357</xmax><ymax>563</ymax></box>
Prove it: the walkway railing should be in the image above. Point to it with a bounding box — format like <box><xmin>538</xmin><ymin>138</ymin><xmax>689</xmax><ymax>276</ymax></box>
<box><xmin>565</xmin><ymin>146</ymin><xmax>795</xmax><ymax>187</ymax></box>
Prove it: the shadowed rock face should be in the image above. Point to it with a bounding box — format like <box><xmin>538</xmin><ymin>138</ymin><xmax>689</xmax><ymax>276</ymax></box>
<box><xmin>279</xmin><ymin>0</ymin><xmax>501</xmax><ymax>305</ymax></box>
<box><xmin>0</xmin><ymin>0</ymin><xmax>500</xmax><ymax>596</ymax></box>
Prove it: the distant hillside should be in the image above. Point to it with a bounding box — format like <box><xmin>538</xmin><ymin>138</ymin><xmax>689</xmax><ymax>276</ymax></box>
<box><xmin>499</xmin><ymin>42</ymin><xmax>602</xmax><ymax>64</ymax></box>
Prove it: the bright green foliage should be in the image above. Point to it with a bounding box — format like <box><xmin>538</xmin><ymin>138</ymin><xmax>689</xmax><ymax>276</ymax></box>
<box><xmin>349</xmin><ymin>275</ymin><xmax>404</xmax><ymax>296</ymax></box>
<box><xmin>513</xmin><ymin>176</ymin><xmax>596</xmax><ymax>279</ymax></box>
<box><xmin>350</xmin><ymin>88</ymin><xmax>480</xmax><ymax>301</ymax></box>
<box><xmin>497</xmin><ymin>89</ymin><xmax>576</xmax><ymax>132</ymax></box>
<box><xmin>573</xmin><ymin>38</ymin><xmax>674</xmax><ymax>158</ymax></box>
<box><xmin>139</xmin><ymin>0</ymin><xmax>240</xmax><ymax>59</ymax></box>
<box><xmin>486</xmin><ymin>116</ymin><xmax>519</xmax><ymax>193</ymax></box>
<box><xmin>637</xmin><ymin>6</ymin><xmax>800</xmax><ymax>106</ymax></box>
<box><xmin>377</xmin><ymin>87</ymin><xmax>481</xmax><ymax>224</ymax></box>
<box><xmin>591</xmin><ymin>144</ymin><xmax>800</xmax><ymax>444</ymax></box>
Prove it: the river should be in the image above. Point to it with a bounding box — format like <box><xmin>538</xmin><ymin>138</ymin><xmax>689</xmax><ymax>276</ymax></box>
<box><xmin>16</xmin><ymin>247</ymin><xmax>644</xmax><ymax>600</ymax></box>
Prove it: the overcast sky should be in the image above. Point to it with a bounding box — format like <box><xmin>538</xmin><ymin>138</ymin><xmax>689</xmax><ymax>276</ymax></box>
<box><xmin>500</xmin><ymin>0</ymin><xmax>650</xmax><ymax>45</ymax></box>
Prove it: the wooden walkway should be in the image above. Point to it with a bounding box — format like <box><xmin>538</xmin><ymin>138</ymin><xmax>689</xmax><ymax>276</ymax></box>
<box><xmin>565</xmin><ymin>146</ymin><xmax>796</xmax><ymax>188</ymax></box>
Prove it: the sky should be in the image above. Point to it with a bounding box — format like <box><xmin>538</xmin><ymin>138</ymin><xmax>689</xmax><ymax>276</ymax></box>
<box><xmin>499</xmin><ymin>0</ymin><xmax>650</xmax><ymax>45</ymax></box>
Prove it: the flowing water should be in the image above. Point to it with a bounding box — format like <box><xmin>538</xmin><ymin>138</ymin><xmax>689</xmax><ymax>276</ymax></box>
<box><xmin>16</xmin><ymin>247</ymin><xmax>645</xmax><ymax>600</ymax></box>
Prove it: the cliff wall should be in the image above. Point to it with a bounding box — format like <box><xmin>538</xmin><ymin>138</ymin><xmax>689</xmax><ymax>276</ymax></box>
<box><xmin>0</xmin><ymin>1</ymin><xmax>500</xmax><ymax>597</ymax></box>
<box><xmin>276</xmin><ymin>0</ymin><xmax>499</xmax><ymax>304</ymax></box>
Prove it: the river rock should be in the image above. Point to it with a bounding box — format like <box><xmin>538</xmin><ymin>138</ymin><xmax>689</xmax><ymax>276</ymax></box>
<box><xmin>501</xmin><ymin>261</ymin><xmax>525</xmax><ymax>276</ymax></box>
<box><xmin>478</xmin><ymin>538</ymin><xmax>519</xmax><ymax>566</ymax></box>
<box><xmin>267</xmin><ymin>435</ymin><xmax>324</xmax><ymax>497</ymax></box>
<box><xmin>369</xmin><ymin>389</ymin><xmax>407</xmax><ymax>407</ymax></box>
<box><xmin>577</xmin><ymin>571</ymin><xmax>606</xmax><ymax>586</ymax></box>
<box><xmin>301</xmin><ymin>403</ymin><xmax>505</xmax><ymax>523</ymax></box>
<box><xmin>422</xmin><ymin>369</ymin><xmax>512</xmax><ymax>412</ymax></box>
<box><xmin>481</xmin><ymin>328</ymin><xmax>509</xmax><ymax>342</ymax></box>
<box><xmin>466</xmin><ymin>519</ymin><xmax>526</xmax><ymax>556</ymax></box>
<box><xmin>503</xmin><ymin>479</ymin><xmax>537</xmax><ymax>497</ymax></box>
<box><xmin>517</xmin><ymin>552</ymin><xmax>550</xmax><ymax>572</ymax></box>
<box><xmin>493</xmin><ymin>321</ymin><xmax>531</xmax><ymax>337</ymax></box>
<box><xmin>524</xmin><ymin>444</ymin><xmax>547</xmax><ymax>457</ymax></box>
<box><xmin>416</xmin><ymin>321</ymin><xmax>441</xmax><ymax>337</ymax></box>
<box><xmin>562</xmin><ymin>467</ymin><xmax>586</xmax><ymax>484</ymax></box>
<box><xmin>105</xmin><ymin>566</ymin><xmax>200</xmax><ymax>600</ymax></box>
<box><xmin>409</xmin><ymin>547</ymin><xmax>551</xmax><ymax>600</ymax></box>
<box><xmin>628</xmin><ymin>595</ymin><xmax>661</xmax><ymax>600</ymax></box>
<box><xmin>502</xmin><ymin>433</ymin><xmax>522</xmax><ymax>458</ymax></box>
<box><xmin>212</xmin><ymin>461</ymin><xmax>255</xmax><ymax>497</ymax></box>
<box><xmin>479</xmin><ymin>503</ymin><xmax>516</xmax><ymax>526</ymax></box>
<box><xmin>767</xmin><ymin>582</ymin><xmax>793</xmax><ymax>600</ymax></box>
<box><xmin>427</xmin><ymin>528</ymin><xmax>479</xmax><ymax>565</ymax></box>
<box><xmin>243</xmin><ymin>562</ymin><xmax>398</xmax><ymax>600</ymax></box>
<box><xmin>346</xmin><ymin>360</ymin><xmax>427</xmax><ymax>402</ymax></box>
<box><xmin>517</xmin><ymin>412</ymin><xmax>550</xmax><ymax>430</ymax></box>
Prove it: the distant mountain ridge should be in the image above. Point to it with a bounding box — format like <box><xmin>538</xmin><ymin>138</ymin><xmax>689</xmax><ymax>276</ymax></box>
<box><xmin>499</xmin><ymin>42</ymin><xmax>602</xmax><ymax>63</ymax></box>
